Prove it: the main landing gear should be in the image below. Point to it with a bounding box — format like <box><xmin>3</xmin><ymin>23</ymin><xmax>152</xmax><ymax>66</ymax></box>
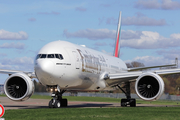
<box><xmin>117</xmin><ymin>82</ymin><xmax>136</xmax><ymax>107</ymax></box>
<box><xmin>48</xmin><ymin>86</ymin><xmax>68</xmax><ymax>108</ymax></box>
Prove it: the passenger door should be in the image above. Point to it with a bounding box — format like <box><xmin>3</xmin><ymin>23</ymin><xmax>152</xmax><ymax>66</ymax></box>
<box><xmin>72</xmin><ymin>51</ymin><xmax>80</xmax><ymax>69</ymax></box>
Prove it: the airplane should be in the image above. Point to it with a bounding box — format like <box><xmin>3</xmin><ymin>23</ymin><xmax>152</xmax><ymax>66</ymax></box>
<box><xmin>1</xmin><ymin>11</ymin><xmax>180</xmax><ymax>108</ymax></box>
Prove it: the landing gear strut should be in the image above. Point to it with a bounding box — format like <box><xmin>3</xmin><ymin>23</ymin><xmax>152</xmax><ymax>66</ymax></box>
<box><xmin>48</xmin><ymin>86</ymin><xmax>67</xmax><ymax>108</ymax></box>
<box><xmin>117</xmin><ymin>82</ymin><xmax>136</xmax><ymax>107</ymax></box>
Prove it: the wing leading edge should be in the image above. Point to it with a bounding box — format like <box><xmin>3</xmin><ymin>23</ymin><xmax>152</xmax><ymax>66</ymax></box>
<box><xmin>0</xmin><ymin>69</ymin><xmax>36</xmax><ymax>78</ymax></box>
<box><xmin>127</xmin><ymin>58</ymin><xmax>178</xmax><ymax>72</ymax></box>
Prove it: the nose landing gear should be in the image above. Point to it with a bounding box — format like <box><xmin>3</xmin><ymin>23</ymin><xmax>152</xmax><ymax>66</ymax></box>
<box><xmin>48</xmin><ymin>86</ymin><xmax>67</xmax><ymax>108</ymax></box>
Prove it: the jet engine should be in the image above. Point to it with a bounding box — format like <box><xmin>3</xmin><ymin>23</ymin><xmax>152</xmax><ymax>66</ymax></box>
<box><xmin>4</xmin><ymin>72</ymin><xmax>34</xmax><ymax>101</ymax></box>
<box><xmin>135</xmin><ymin>72</ymin><xmax>164</xmax><ymax>101</ymax></box>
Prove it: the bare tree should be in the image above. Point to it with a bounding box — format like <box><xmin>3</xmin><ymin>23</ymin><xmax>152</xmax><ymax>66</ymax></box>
<box><xmin>126</xmin><ymin>61</ymin><xmax>145</xmax><ymax>68</ymax></box>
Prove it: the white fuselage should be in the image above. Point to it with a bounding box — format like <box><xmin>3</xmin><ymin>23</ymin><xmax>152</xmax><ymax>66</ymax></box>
<box><xmin>34</xmin><ymin>40</ymin><xmax>127</xmax><ymax>91</ymax></box>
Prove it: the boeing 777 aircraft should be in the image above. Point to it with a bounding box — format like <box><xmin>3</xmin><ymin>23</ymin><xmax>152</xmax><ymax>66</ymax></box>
<box><xmin>1</xmin><ymin>12</ymin><xmax>180</xmax><ymax>108</ymax></box>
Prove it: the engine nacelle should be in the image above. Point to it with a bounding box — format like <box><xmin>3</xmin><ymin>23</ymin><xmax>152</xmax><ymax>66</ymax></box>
<box><xmin>4</xmin><ymin>72</ymin><xmax>34</xmax><ymax>101</ymax></box>
<box><xmin>135</xmin><ymin>72</ymin><xmax>164</xmax><ymax>101</ymax></box>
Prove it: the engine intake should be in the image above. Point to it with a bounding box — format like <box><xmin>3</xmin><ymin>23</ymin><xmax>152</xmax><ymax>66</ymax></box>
<box><xmin>4</xmin><ymin>73</ymin><xmax>34</xmax><ymax>101</ymax></box>
<box><xmin>135</xmin><ymin>72</ymin><xmax>164</xmax><ymax>101</ymax></box>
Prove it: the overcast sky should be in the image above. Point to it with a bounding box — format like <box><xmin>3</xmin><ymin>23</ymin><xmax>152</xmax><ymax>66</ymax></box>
<box><xmin>0</xmin><ymin>0</ymin><xmax>180</xmax><ymax>83</ymax></box>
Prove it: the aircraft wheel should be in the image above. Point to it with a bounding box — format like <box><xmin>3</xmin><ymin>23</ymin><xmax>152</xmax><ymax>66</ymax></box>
<box><xmin>54</xmin><ymin>100</ymin><xmax>61</xmax><ymax>108</ymax></box>
<box><xmin>49</xmin><ymin>99</ymin><xmax>54</xmax><ymax>108</ymax></box>
<box><xmin>130</xmin><ymin>99</ymin><xmax>136</xmax><ymax>107</ymax></box>
<box><xmin>121</xmin><ymin>99</ymin><xmax>127</xmax><ymax>107</ymax></box>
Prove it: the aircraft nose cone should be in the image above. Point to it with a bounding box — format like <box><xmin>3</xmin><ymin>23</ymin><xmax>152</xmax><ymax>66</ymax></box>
<box><xmin>35</xmin><ymin>60</ymin><xmax>55</xmax><ymax>84</ymax></box>
<box><xmin>38</xmin><ymin>60</ymin><xmax>54</xmax><ymax>74</ymax></box>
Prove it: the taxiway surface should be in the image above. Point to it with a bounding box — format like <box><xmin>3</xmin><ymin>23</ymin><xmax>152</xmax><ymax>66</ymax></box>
<box><xmin>0</xmin><ymin>96</ymin><xmax>179</xmax><ymax>110</ymax></box>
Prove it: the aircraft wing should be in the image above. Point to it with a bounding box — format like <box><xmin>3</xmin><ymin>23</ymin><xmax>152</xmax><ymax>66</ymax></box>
<box><xmin>0</xmin><ymin>69</ymin><xmax>36</xmax><ymax>78</ymax></box>
<box><xmin>106</xmin><ymin>71</ymin><xmax>142</xmax><ymax>86</ymax></box>
<box><xmin>106</xmin><ymin>68</ymin><xmax>180</xmax><ymax>86</ymax></box>
<box><xmin>127</xmin><ymin>63</ymin><xmax>177</xmax><ymax>71</ymax></box>
<box><xmin>127</xmin><ymin>58</ymin><xmax>178</xmax><ymax>72</ymax></box>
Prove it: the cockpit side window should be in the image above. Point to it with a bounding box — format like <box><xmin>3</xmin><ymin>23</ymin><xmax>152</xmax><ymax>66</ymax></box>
<box><xmin>59</xmin><ymin>54</ymin><xmax>64</xmax><ymax>59</ymax></box>
<box><xmin>55</xmin><ymin>54</ymin><xmax>64</xmax><ymax>60</ymax></box>
<box><xmin>36</xmin><ymin>54</ymin><xmax>41</xmax><ymax>60</ymax></box>
<box><xmin>47</xmin><ymin>54</ymin><xmax>55</xmax><ymax>58</ymax></box>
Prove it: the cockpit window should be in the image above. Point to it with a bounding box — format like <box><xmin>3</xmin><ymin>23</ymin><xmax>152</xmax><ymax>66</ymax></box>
<box><xmin>47</xmin><ymin>54</ymin><xmax>54</xmax><ymax>58</ymax></box>
<box><xmin>55</xmin><ymin>54</ymin><xmax>59</xmax><ymax>59</ymax></box>
<box><xmin>36</xmin><ymin>54</ymin><xmax>63</xmax><ymax>60</ymax></box>
<box><xmin>36</xmin><ymin>54</ymin><xmax>41</xmax><ymax>60</ymax></box>
<box><xmin>40</xmin><ymin>54</ymin><xmax>47</xmax><ymax>58</ymax></box>
<box><xmin>59</xmin><ymin>54</ymin><xmax>64</xmax><ymax>59</ymax></box>
<box><xmin>55</xmin><ymin>54</ymin><xmax>64</xmax><ymax>60</ymax></box>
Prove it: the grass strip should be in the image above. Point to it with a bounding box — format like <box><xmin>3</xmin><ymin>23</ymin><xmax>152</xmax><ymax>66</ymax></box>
<box><xmin>3</xmin><ymin>107</ymin><xmax>180</xmax><ymax>120</ymax></box>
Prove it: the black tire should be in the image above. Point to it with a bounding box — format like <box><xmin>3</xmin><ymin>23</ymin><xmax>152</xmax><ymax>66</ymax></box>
<box><xmin>54</xmin><ymin>100</ymin><xmax>61</xmax><ymax>108</ymax></box>
<box><xmin>121</xmin><ymin>99</ymin><xmax>127</xmax><ymax>107</ymax></box>
<box><xmin>130</xmin><ymin>99</ymin><xmax>136</xmax><ymax>107</ymax></box>
<box><xmin>49</xmin><ymin>99</ymin><xmax>54</xmax><ymax>108</ymax></box>
<box><xmin>60</xmin><ymin>99</ymin><xmax>68</xmax><ymax>107</ymax></box>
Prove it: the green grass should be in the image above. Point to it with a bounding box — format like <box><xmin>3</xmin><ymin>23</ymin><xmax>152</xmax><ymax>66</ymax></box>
<box><xmin>3</xmin><ymin>107</ymin><xmax>180</xmax><ymax>120</ymax></box>
<box><xmin>0</xmin><ymin>94</ymin><xmax>6</xmax><ymax>97</ymax></box>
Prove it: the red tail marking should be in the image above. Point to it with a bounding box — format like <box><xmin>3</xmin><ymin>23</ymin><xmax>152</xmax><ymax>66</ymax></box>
<box><xmin>114</xmin><ymin>32</ymin><xmax>120</xmax><ymax>57</ymax></box>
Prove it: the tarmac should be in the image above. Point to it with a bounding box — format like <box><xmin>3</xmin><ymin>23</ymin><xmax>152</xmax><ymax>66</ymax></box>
<box><xmin>0</xmin><ymin>96</ymin><xmax>179</xmax><ymax>110</ymax></box>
